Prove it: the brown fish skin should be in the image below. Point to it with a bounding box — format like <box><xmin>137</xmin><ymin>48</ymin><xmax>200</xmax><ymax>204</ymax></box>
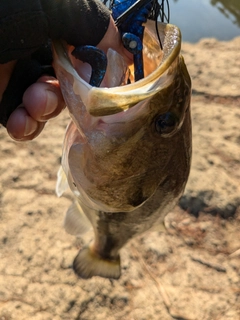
<box><xmin>71</xmin><ymin>57</ymin><xmax>191</xmax><ymax>279</ymax></box>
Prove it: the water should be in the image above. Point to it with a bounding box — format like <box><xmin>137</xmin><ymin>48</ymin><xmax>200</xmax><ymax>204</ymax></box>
<box><xmin>103</xmin><ymin>0</ymin><xmax>240</xmax><ymax>42</ymax></box>
<box><xmin>170</xmin><ymin>0</ymin><xmax>240</xmax><ymax>42</ymax></box>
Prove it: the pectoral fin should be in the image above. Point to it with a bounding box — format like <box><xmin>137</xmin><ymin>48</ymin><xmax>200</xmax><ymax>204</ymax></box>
<box><xmin>64</xmin><ymin>201</ymin><xmax>92</xmax><ymax>236</ymax></box>
<box><xmin>73</xmin><ymin>246</ymin><xmax>121</xmax><ymax>279</ymax></box>
<box><xmin>56</xmin><ymin>166</ymin><xmax>69</xmax><ymax>197</ymax></box>
<box><xmin>150</xmin><ymin>221</ymin><xmax>167</xmax><ymax>232</ymax></box>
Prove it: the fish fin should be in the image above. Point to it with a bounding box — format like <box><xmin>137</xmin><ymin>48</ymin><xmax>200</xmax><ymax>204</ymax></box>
<box><xmin>73</xmin><ymin>246</ymin><xmax>121</xmax><ymax>279</ymax></box>
<box><xmin>56</xmin><ymin>166</ymin><xmax>69</xmax><ymax>197</ymax></box>
<box><xmin>149</xmin><ymin>221</ymin><xmax>167</xmax><ymax>233</ymax></box>
<box><xmin>64</xmin><ymin>201</ymin><xmax>92</xmax><ymax>236</ymax></box>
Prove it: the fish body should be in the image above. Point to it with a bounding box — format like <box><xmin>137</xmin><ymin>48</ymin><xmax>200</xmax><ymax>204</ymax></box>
<box><xmin>53</xmin><ymin>20</ymin><xmax>192</xmax><ymax>279</ymax></box>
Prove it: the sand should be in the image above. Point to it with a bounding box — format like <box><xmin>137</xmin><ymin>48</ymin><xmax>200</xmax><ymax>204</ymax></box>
<box><xmin>0</xmin><ymin>37</ymin><xmax>240</xmax><ymax>320</ymax></box>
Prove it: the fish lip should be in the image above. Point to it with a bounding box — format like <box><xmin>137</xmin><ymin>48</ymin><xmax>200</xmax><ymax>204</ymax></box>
<box><xmin>52</xmin><ymin>21</ymin><xmax>182</xmax><ymax>117</ymax></box>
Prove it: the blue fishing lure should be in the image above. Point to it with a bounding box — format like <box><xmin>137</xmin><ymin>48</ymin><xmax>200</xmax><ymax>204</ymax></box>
<box><xmin>111</xmin><ymin>0</ymin><xmax>153</xmax><ymax>80</ymax></box>
<box><xmin>110</xmin><ymin>0</ymin><xmax>170</xmax><ymax>81</ymax></box>
<box><xmin>73</xmin><ymin>0</ymin><xmax>170</xmax><ymax>86</ymax></box>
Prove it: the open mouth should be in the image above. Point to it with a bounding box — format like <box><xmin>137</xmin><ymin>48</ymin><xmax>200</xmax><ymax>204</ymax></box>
<box><xmin>52</xmin><ymin>20</ymin><xmax>182</xmax><ymax>117</ymax></box>
<box><xmin>67</xmin><ymin>45</ymin><xmax>131</xmax><ymax>88</ymax></box>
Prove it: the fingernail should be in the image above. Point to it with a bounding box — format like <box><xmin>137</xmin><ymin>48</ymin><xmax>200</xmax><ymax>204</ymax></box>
<box><xmin>24</xmin><ymin>117</ymin><xmax>38</xmax><ymax>137</ymax></box>
<box><xmin>43</xmin><ymin>91</ymin><xmax>58</xmax><ymax>116</ymax></box>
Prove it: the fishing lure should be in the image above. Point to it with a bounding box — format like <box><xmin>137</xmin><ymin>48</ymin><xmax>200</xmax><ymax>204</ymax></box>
<box><xmin>109</xmin><ymin>0</ymin><xmax>170</xmax><ymax>80</ymax></box>
<box><xmin>73</xmin><ymin>0</ymin><xmax>170</xmax><ymax>85</ymax></box>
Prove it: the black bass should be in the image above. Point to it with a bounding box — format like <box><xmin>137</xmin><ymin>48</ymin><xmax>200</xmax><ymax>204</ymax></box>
<box><xmin>53</xmin><ymin>20</ymin><xmax>192</xmax><ymax>279</ymax></box>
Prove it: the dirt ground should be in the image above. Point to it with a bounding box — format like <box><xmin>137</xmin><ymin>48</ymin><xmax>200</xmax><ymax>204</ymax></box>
<box><xmin>0</xmin><ymin>37</ymin><xmax>240</xmax><ymax>320</ymax></box>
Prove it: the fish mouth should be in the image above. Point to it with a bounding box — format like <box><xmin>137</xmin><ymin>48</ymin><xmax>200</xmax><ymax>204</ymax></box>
<box><xmin>52</xmin><ymin>20</ymin><xmax>182</xmax><ymax>117</ymax></box>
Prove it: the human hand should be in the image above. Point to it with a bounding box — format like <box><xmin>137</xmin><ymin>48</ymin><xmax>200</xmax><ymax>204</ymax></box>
<box><xmin>0</xmin><ymin>61</ymin><xmax>65</xmax><ymax>141</ymax></box>
<box><xmin>0</xmin><ymin>0</ymin><xmax>132</xmax><ymax>142</ymax></box>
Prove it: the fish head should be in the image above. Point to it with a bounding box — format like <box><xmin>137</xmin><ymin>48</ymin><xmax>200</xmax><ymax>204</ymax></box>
<box><xmin>53</xmin><ymin>21</ymin><xmax>192</xmax><ymax>213</ymax></box>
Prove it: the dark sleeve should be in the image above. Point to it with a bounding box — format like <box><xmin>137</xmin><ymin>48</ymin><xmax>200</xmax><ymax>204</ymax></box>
<box><xmin>0</xmin><ymin>0</ymin><xmax>110</xmax><ymax>63</ymax></box>
<box><xmin>0</xmin><ymin>0</ymin><xmax>111</xmax><ymax>126</ymax></box>
<box><xmin>42</xmin><ymin>0</ymin><xmax>111</xmax><ymax>47</ymax></box>
<box><xmin>0</xmin><ymin>0</ymin><xmax>48</xmax><ymax>63</ymax></box>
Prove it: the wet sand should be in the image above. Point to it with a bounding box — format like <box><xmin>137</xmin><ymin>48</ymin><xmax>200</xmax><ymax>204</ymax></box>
<box><xmin>0</xmin><ymin>37</ymin><xmax>240</xmax><ymax>320</ymax></box>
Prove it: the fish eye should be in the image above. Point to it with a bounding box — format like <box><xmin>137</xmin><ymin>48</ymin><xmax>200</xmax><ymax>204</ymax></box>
<box><xmin>155</xmin><ymin>112</ymin><xmax>178</xmax><ymax>135</ymax></box>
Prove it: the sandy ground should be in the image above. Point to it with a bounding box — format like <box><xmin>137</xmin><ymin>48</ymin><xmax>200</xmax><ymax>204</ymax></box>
<box><xmin>0</xmin><ymin>37</ymin><xmax>240</xmax><ymax>320</ymax></box>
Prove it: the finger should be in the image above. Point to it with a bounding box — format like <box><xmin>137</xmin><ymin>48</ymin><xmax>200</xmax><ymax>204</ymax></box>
<box><xmin>97</xmin><ymin>16</ymin><xmax>133</xmax><ymax>65</ymax></box>
<box><xmin>6</xmin><ymin>106</ymin><xmax>45</xmax><ymax>141</ymax></box>
<box><xmin>22</xmin><ymin>76</ymin><xmax>65</xmax><ymax>122</ymax></box>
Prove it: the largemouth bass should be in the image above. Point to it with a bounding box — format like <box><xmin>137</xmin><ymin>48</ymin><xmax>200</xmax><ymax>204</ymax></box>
<box><xmin>53</xmin><ymin>20</ymin><xmax>192</xmax><ymax>279</ymax></box>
